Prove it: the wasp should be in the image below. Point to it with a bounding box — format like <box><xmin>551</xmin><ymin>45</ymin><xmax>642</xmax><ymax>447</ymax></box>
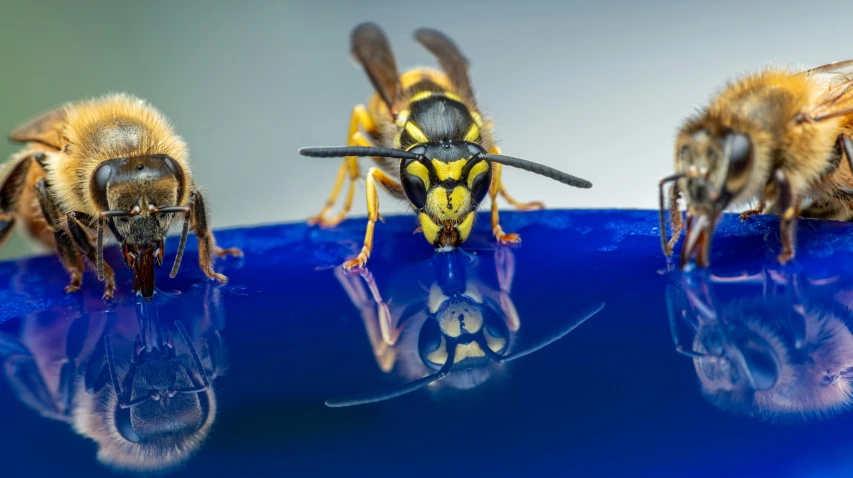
<box><xmin>659</xmin><ymin>60</ymin><xmax>853</xmax><ymax>268</ymax></box>
<box><xmin>299</xmin><ymin>23</ymin><xmax>592</xmax><ymax>269</ymax></box>
<box><xmin>327</xmin><ymin>248</ymin><xmax>603</xmax><ymax>407</ymax></box>
<box><xmin>0</xmin><ymin>94</ymin><xmax>241</xmax><ymax>300</ymax></box>
<box><xmin>667</xmin><ymin>270</ymin><xmax>853</xmax><ymax>420</ymax></box>
<box><xmin>0</xmin><ymin>285</ymin><xmax>226</xmax><ymax>472</ymax></box>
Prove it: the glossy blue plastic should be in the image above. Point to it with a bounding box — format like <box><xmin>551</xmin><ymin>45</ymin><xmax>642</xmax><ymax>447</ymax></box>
<box><xmin>2</xmin><ymin>210</ymin><xmax>853</xmax><ymax>477</ymax></box>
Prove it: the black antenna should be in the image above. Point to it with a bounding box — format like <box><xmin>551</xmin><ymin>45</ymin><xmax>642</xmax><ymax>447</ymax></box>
<box><xmin>478</xmin><ymin>153</ymin><xmax>592</xmax><ymax>189</ymax></box>
<box><xmin>480</xmin><ymin>302</ymin><xmax>604</xmax><ymax>363</ymax></box>
<box><xmin>153</xmin><ymin>206</ymin><xmax>191</xmax><ymax>278</ymax></box>
<box><xmin>326</xmin><ymin>344</ymin><xmax>456</xmax><ymax>407</ymax></box>
<box><xmin>658</xmin><ymin>173</ymin><xmax>685</xmax><ymax>256</ymax></box>
<box><xmin>299</xmin><ymin>146</ymin><xmax>422</xmax><ymax>160</ymax></box>
<box><xmin>104</xmin><ymin>334</ymin><xmax>125</xmax><ymax>405</ymax></box>
<box><xmin>174</xmin><ymin>320</ymin><xmax>211</xmax><ymax>393</ymax></box>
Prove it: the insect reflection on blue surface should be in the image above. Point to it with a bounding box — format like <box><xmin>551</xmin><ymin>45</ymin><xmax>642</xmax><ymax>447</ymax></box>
<box><xmin>0</xmin><ymin>282</ymin><xmax>226</xmax><ymax>473</ymax></box>
<box><xmin>327</xmin><ymin>247</ymin><xmax>604</xmax><ymax>407</ymax></box>
<box><xmin>667</xmin><ymin>268</ymin><xmax>853</xmax><ymax>422</ymax></box>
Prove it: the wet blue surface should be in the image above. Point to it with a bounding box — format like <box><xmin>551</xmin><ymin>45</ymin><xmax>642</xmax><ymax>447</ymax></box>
<box><xmin>3</xmin><ymin>210</ymin><xmax>853</xmax><ymax>476</ymax></box>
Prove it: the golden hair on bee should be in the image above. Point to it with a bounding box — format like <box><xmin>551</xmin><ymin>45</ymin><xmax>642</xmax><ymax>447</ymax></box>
<box><xmin>1</xmin><ymin>93</ymin><xmax>241</xmax><ymax>300</ymax></box>
<box><xmin>660</xmin><ymin>60</ymin><xmax>853</xmax><ymax>268</ymax></box>
<box><xmin>72</xmin><ymin>367</ymin><xmax>217</xmax><ymax>472</ymax></box>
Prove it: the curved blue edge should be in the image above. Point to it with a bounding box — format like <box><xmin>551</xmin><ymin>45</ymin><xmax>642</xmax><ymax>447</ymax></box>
<box><xmin>2</xmin><ymin>209</ymin><xmax>853</xmax><ymax>477</ymax></box>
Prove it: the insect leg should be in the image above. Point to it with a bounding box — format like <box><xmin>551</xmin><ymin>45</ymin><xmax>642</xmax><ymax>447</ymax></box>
<box><xmin>494</xmin><ymin>246</ymin><xmax>520</xmax><ymax>332</ymax></box>
<box><xmin>840</xmin><ymin>134</ymin><xmax>853</xmax><ymax>177</ymax></box>
<box><xmin>487</xmin><ymin>147</ymin><xmax>521</xmax><ymax>244</ymax></box>
<box><xmin>64</xmin><ymin>210</ymin><xmax>116</xmax><ymax>299</ymax></box>
<box><xmin>487</xmin><ymin>146</ymin><xmax>545</xmax><ymax>211</ymax></box>
<box><xmin>773</xmin><ymin>169</ymin><xmax>799</xmax><ymax>264</ymax></box>
<box><xmin>308</xmin><ymin>105</ymin><xmax>377</xmax><ymax>228</ymax></box>
<box><xmin>32</xmin><ymin>178</ymin><xmax>85</xmax><ymax>294</ymax></box>
<box><xmin>0</xmin><ymin>152</ymin><xmax>35</xmax><ymax>248</ymax></box>
<box><xmin>343</xmin><ymin>167</ymin><xmax>401</xmax><ymax>270</ymax></box>
<box><xmin>667</xmin><ymin>181</ymin><xmax>684</xmax><ymax>253</ymax></box>
<box><xmin>188</xmin><ymin>188</ymin><xmax>242</xmax><ymax>284</ymax></box>
<box><xmin>739</xmin><ymin>198</ymin><xmax>766</xmax><ymax>221</ymax></box>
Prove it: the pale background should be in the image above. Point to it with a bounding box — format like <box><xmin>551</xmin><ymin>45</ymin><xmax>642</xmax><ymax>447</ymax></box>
<box><xmin>1</xmin><ymin>0</ymin><xmax>849</xmax><ymax>259</ymax></box>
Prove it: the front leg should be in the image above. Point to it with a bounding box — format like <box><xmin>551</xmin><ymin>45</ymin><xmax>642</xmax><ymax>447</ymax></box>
<box><xmin>773</xmin><ymin>169</ymin><xmax>799</xmax><ymax>264</ymax></box>
<box><xmin>739</xmin><ymin>198</ymin><xmax>766</xmax><ymax>221</ymax></box>
<box><xmin>65</xmin><ymin>211</ymin><xmax>116</xmax><ymax>298</ymax></box>
<box><xmin>488</xmin><ymin>146</ymin><xmax>521</xmax><ymax>244</ymax></box>
<box><xmin>0</xmin><ymin>152</ymin><xmax>34</xmax><ymax>248</ymax></box>
<box><xmin>188</xmin><ymin>188</ymin><xmax>242</xmax><ymax>283</ymax></box>
<box><xmin>343</xmin><ymin>167</ymin><xmax>401</xmax><ymax>270</ymax></box>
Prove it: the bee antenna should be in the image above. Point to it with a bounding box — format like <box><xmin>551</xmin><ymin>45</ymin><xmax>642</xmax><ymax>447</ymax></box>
<box><xmin>174</xmin><ymin>319</ymin><xmax>210</xmax><ymax>391</ymax></box>
<box><xmin>478</xmin><ymin>153</ymin><xmax>592</xmax><ymax>189</ymax></box>
<box><xmin>299</xmin><ymin>146</ymin><xmax>423</xmax><ymax>160</ymax></box>
<box><xmin>155</xmin><ymin>206</ymin><xmax>192</xmax><ymax>278</ymax></box>
<box><xmin>97</xmin><ymin>210</ymin><xmax>135</xmax><ymax>281</ymax></box>
<box><xmin>104</xmin><ymin>334</ymin><xmax>126</xmax><ymax>404</ymax></box>
<box><xmin>481</xmin><ymin>302</ymin><xmax>604</xmax><ymax>363</ymax></box>
<box><xmin>325</xmin><ymin>344</ymin><xmax>456</xmax><ymax>407</ymax></box>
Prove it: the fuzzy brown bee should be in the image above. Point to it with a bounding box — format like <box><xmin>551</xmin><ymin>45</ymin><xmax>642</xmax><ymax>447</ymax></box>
<box><xmin>300</xmin><ymin>23</ymin><xmax>592</xmax><ymax>270</ymax></box>
<box><xmin>0</xmin><ymin>94</ymin><xmax>241</xmax><ymax>299</ymax></box>
<box><xmin>660</xmin><ymin>60</ymin><xmax>853</xmax><ymax>268</ymax></box>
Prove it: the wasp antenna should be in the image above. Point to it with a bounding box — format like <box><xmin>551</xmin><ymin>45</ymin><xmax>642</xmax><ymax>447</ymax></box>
<box><xmin>481</xmin><ymin>154</ymin><xmax>592</xmax><ymax>189</ymax></box>
<box><xmin>169</xmin><ymin>209</ymin><xmax>191</xmax><ymax>278</ymax></box>
<box><xmin>299</xmin><ymin>146</ymin><xmax>421</xmax><ymax>160</ymax></box>
<box><xmin>175</xmin><ymin>320</ymin><xmax>210</xmax><ymax>390</ymax></box>
<box><xmin>326</xmin><ymin>346</ymin><xmax>456</xmax><ymax>407</ymax></box>
<box><xmin>484</xmin><ymin>302</ymin><xmax>604</xmax><ymax>364</ymax></box>
<box><xmin>325</xmin><ymin>372</ymin><xmax>444</xmax><ymax>408</ymax></box>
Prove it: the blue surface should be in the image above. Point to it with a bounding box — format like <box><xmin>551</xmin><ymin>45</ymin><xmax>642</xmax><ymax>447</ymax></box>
<box><xmin>3</xmin><ymin>210</ymin><xmax>853</xmax><ymax>476</ymax></box>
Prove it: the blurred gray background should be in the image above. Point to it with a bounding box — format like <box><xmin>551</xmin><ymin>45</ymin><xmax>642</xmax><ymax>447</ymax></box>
<box><xmin>1</xmin><ymin>0</ymin><xmax>849</xmax><ymax>259</ymax></box>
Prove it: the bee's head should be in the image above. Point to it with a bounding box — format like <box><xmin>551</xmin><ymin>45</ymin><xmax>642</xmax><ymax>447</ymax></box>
<box><xmin>90</xmin><ymin>155</ymin><xmax>191</xmax><ymax>299</ymax></box>
<box><xmin>75</xmin><ymin>320</ymin><xmax>216</xmax><ymax>472</ymax></box>
<box><xmin>400</xmin><ymin>141</ymin><xmax>491</xmax><ymax>249</ymax></box>
<box><xmin>669</xmin><ymin>127</ymin><xmax>753</xmax><ymax>267</ymax></box>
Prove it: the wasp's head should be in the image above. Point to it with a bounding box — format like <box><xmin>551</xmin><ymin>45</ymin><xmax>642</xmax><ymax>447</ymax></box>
<box><xmin>671</xmin><ymin>126</ymin><xmax>753</xmax><ymax>268</ymax></box>
<box><xmin>90</xmin><ymin>155</ymin><xmax>190</xmax><ymax>299</ymax></box>
<box><xmin>400</xmin><ymin>141</ymin><xmax>492</xmax><ymax>249</ymax></box>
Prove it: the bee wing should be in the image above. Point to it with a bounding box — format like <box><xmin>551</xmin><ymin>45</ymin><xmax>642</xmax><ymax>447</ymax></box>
<box><xmin>414</xmin><ymin>28</ymin><xmax>476</xmax><ymax>105</ymax></box>
<box><xmin>351</xmin><ymin>23</ymin><xmax>402</xmax><ymax>112</ymax></box>
<box><xmin>8</xmin><ymin>105</ymin><xmax>67</xmax><ymax>150</ymax></box>
<box><xmin>802</xmin><ymin>60</ymin><xmax>853</xmax><ymax>122</ymax></box>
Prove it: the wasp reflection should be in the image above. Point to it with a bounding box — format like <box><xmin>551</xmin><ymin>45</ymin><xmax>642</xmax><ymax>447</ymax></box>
<box><xmin>0</xmin><ymin>284</ymin><xmax>227</xmax><ymax>473</ymax></box>
<box><xmin>667</xmin><ymin>269</ymin><xmax>853</xmax><ymax>421</ymax></box>
<box><xmin>329</xmin><ymin>247</ymin><xmax>604</xmax><ymax>407</ymax></box>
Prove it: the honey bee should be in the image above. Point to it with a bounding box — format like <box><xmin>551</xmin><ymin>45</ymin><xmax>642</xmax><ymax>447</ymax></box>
<box><xmin>659</xmin><ymin>60</ymin><xmax>853</xmax><ymax>268</ymax></box>
<box><xmin>667</xmin><ymin>271</ymin><xmax>853</xmax><ymax>420</ymax></box>
<box><xmin>0</xmin><ymin>285</ymin><xmax>227</xmax><ymax>472</ymax></box>
<box><xmin>0</xmin><ymin>94</ymin><xmax>241</xmax><ymax>299</ymax></box>
<box><xmin>327</xmin><ymin>248</ymin><xmax>603</xmax><ymax>407</ymax></box>
<box><xmin>299</xmin><ymin>23</ymin><xmax>592</xmax><ymax>270</ymax></box>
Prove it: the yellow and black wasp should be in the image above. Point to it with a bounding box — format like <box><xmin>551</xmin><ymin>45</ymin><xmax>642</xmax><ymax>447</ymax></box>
<box><xmin>299</xmin><ymin>23</ymin><xmax>592</xmax><ymax>269</ymax></box>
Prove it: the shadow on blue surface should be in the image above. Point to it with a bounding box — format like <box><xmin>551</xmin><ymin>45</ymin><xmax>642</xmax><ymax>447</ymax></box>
<box><xmin>2</xmin><ymin>210</ymin><xmax>853</xmax><ymax>476</ymax></box>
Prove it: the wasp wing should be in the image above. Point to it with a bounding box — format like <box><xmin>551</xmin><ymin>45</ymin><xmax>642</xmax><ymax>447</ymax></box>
<box><xmin>414</xmin><ymin>28</ymin><xmax>476</xmax><ymax>105</ymax></box>
<box><xmin>351</xmin><ymin>23</ymin><xmax>402</xmax><ymax>112</ymax></box>
<box><xmin>801</xmin><ymin>60</ymin><xmax>853</xmax><ymax>123</ymax></box>
<box><xmin>8</xmin><ymin>105</ymin><xmax>67</xmax><ymax>150</ymax></box>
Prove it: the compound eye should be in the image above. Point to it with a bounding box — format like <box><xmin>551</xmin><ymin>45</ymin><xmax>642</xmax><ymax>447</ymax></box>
<box><xmin>725</xmin><ymin>132</ymin><xmax>753</xmax><ymax>181</ymax></box>
<box><xmin>469</xmin><ymin>161</ymin><xmax>491</xmax><ymax>206</ymax></box>
<box><xmin>418</xmin><ymin>318</ymin><xmax>444</xmax><ymax>370</ymax></box>
<box><xmin>90</xmin><ymin>161</ymin><xmax>115</xmax><ymax>210</ymax></box>
<box><xmin>408</xmin><ymin>145</ymin><xmax>427</xmax><ymax>156</ymax></box>
<box><xmin>400</xmin><ymin>158</ymin><xmax>429</xmax><ymax>210</ymax></box>
<box><xmin>466</xmin><ymin>143</ymin><xmax>486</xmax><ymax>157</ymax></box>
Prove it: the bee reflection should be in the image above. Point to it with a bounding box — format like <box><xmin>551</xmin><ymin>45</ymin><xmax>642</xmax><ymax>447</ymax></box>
<box><xmin>330</xmin><ymin>247</ymin><xmax>604</xmax><ymax>407</ymax></box>
<box><xmin>0</xmin><ymin>284</ymin><xmax>226</xmax><ymax>473</ymax></box>
<box><xmin>667</xmin><ymin>270</ymin><xmax>853</xmax><ymax>421</ymax></box>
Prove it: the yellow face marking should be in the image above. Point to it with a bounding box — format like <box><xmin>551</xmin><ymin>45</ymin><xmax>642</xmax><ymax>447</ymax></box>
<box><xmin>428</xmin><ymin>283</ymin><xmax>449</xmax><ymax>314</ymax></box>
<box><xmin>463</xmin><ymin>280</ymin><xmax>483</xmax><ymax>303</ymax></box>
<box><xmin>431</xmin><ymin>159</ymin><xmax>467</xmax><ymax>181</ymax></box>
<box><xmin>454</xmin><ymin>342</ymin><xmax>486</xmax><ymax>361</ymax></box>
<box><xmin>457</xmin><ymin>212</ymin><xmax>475</xmax><ymax>243</ymax></box>
<box><xmin>463</xmin><ymin>123</ymin><xmax>480</xmax><ymax>143</ymax></box>
<box><xmin>426</xmin><ymin>336</ymin><xmax>449</xmax><ymax>365</ymax></box>
<box><xmin>419</xmin><ymin>213</ymin><xmax>441</xmax><ymax>245</ymax></box>
<box><xmin>406</xmin><ymin>161</ymin><xmax>431</xmax><ymax>189</ymax></box>
<box><xmin>405</xmin><ymin>122</ymin><xmax>429</xmax><ymax>144</ymax></box>
<box><xmin>466</xmin><ymin>160</ymin><xmax>489</xmax><ymax>189</ymax></box>
<box><xmin>427</xmin><ymin>187</ymin><xmax>471</xmax><ymax>221</ymax></box>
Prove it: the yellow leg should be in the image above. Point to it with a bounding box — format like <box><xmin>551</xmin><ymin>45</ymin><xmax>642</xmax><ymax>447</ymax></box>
<box><xmin>499</xmin><ymin>185</ymin><xmax>545</xmax><ymax>210</ymax></box>
<box><xmin>494</xmin><ymin>247</ymin><xmax>521</xmax><ymax>332</ymax></box>
<box><xmin>488</xmin><ymin>146</ymin><xmax>521</xmax><ymax>244</ymax></box>
<box><xmin>309</xmin><ymin>105</ymin><xmax>377</xmax><ymax>228</ymax></box>
<box><xmin>343</xmin><ymin>167</ymin><xmax>402</xmax><ymax>271</ymax></box>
